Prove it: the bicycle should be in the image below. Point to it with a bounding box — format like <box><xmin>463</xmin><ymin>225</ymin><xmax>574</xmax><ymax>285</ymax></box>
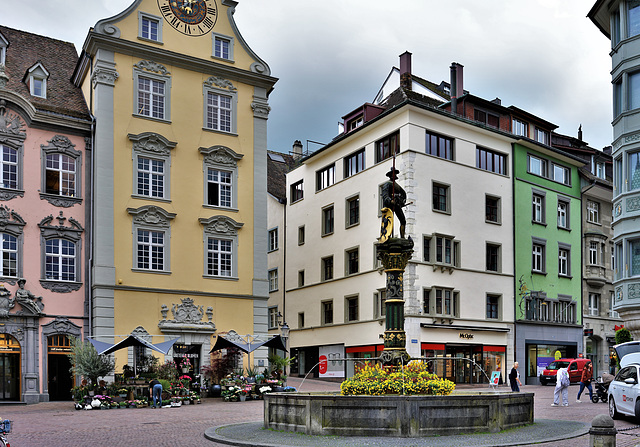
<box><xmin>0</xmin><ymin>419</ymin><xmax>12</xmax><ymax>447</ymax></box>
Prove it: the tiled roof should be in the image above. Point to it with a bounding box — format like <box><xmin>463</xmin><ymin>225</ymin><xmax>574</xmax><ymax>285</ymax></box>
<box><xmin>0</xmin><ymin>26</ymin><xmax>90</xmax><ymax>120</ymax></box>
<box><xmin>267</xmin><ymin>151</ymin><xmax>296</xmax><ymax>202</ymax></box>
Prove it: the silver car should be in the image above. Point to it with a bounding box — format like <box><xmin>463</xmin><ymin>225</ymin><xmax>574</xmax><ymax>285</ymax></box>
<box><xmin>608</xmin><ymin>341</ymin><xmax>640</xmax><ymax>420</ymax></box>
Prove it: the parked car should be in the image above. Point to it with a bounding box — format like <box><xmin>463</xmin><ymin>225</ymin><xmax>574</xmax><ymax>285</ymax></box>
<box><xmin>608</xmin><ymin>341</ymin><xmax>640</xmax><ymax>421</ymax></box>
<box><xmin>539</xmin><ymin>358</ymin><xmax>591</xmax><ymax>386</ymax></box>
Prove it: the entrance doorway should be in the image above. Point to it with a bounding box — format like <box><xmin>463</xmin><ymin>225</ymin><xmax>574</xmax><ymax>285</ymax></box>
<box><xmin>48</xmin><ymin>334</ymin><xmax>73</xmax><ymax>401</ymax></box>
<box><xmin>0</xmin><ymin>334</ymin><xmax>20</xmax><ymax>401</ymax></box>
<box><xmin>445</xmin><ymin>345</ymin><xmax>472</xmax><ymax>384</ymax></box>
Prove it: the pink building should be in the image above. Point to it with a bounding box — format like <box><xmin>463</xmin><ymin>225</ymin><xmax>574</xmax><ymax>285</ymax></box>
<box><xmin>0</xmin><ymin>26</ymin><xmax>91</xmax><ymax>403</ymax></box>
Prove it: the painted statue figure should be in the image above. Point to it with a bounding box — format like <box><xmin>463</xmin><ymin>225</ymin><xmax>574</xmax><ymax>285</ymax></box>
<box><xmin>380</xmin><ymin>168</ymin><xmax>407</xmax><ymax>239</ymax></box>
<box><xmin>15</xmin><ymin>278</ymin><xmax>44</xmax><ymax>315</ymax></box>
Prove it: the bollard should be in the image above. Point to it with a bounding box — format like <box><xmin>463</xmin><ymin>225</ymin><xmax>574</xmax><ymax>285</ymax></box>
<box><xmin>589</xmin><ymin>414</ymin><xmax>617</xmax><ymax>447</ymax></box>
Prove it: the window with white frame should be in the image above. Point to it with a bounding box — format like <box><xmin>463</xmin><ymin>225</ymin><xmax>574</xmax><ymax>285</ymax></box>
<box><xmin>610</xmin><ymin>293</ymin><xmax>619</xmax><ymax>318</ymax></box>
<box><xmin>203</xmin><ymin>76</ymin><xmax>237</xmax><ymax>134</ymax></box>
<box><xmin>316</xmin><ymin>164</ymin><xmax>335</xmax><ymax>191</ymax></box>
<box><xmin>268</xmin><ymin>268</ymin><xmax>278</xmax><ymax>292</ymax></box>
<box><xmin>532</xmin><ymin>238</ymin><xmax>546</xmax><ymax>273</ymax></box>
<box><xmin>557</xmin><ymin>198</ymin><xmax>570</xmax><ymax>229</ymax></box>
<box><xmin>434</xmin><ymin>235</ymin><xmax>459</xmax><ymax>267</ymax></box>
<box><xmin>376</xmin><ymin>132</ymin><xmax>400</xmax><ymax>163</ymax></box>
<box><xmin>528</xmin><ymin>155</ymin><xmax>547</xmax><ymax>177</ymax></box>
<box><xmin>200</xmin><ymin>215</ymin><xmax>242</xmax><ymax>279</ymax></box>
<box><xmin>39</xmin><ymin>211</ymin><xmax>82</xmax><ymax>290</ymax></box>
<box><xmin>589</xmin><ymin>241</ymin><xmax>599</xmax><ymax>265</ymax></box>
<box><xmin>268</xmin><ymin>307</ymin><xmax>278</xmax><ymax>329</ymax></box>
<box><xmin>512</xmin><ymin>118</ymin><xmax>528</xmax><ymax>137</ymax></box>
<box><xmin>0</xmin><ymin>233</ymin><xmax>18</xmax><ymax>278</ymax></box>
<box><xmin>532</xmin><ymin>192</ymin><xmax>545</xmax><ymax>224</ymax></box>
<box><xmin>589</xmin><ymin>293</ymin><xmax>600</xmax><ymax>316</ymax></box>
<box><xmin>0</xmin><ymin>144</ymin><xmax>19</xmax><ymax>191</ymax></box>
<box><xmin>629</xmin><ymin>0</ymin><xmax>640</xmax><ymax>38</ymax></box>
<box><xmin>558</xmin><ymin>243</ymin><xmax>571</xmax><ymax>277</ymax></box>
<box><xmin>290</xmin><ymin>180</ymin><xmax>303</xmax><ymax>203</ymax></box>
<box><xmin>130</xmin><ymin>132</ymin><xmax>175</xmax><ymax>202</ymax></box>
<box><xmin>375</xmin><ymin>289</ymin><xmax>387</xmax><ymax>318</ymax></box>
<box><xmin>595</xmin><ymin>162</ymin><xmax>606</xmax><ymax>179</ymax></box>
<box><xmin>429</xmin><ymin>288</ymin><xmax>457</xmax><ymax>317</ymax></box>
<box><xmin>133</xmin><ymin>60</ymin><xmax>171</xmax><ymax>121</ymax></box>
<box><xmin>552</xmin><ymin>163</ymin><xmax>570</xmax><ymax>185</ymax></box>
<box><xmin>45</xmin><ymin>238</ymin><xmax>76</xmax><ymax>281</ymax></box>
<box><xmin>27</xmin><ymin>63</ymin><xmax>49</xmax><ymax>98</ymax></box>
<box><xmin>268</xmin><ymin>228</ymin><xmax>278</xmax><ymax>252</ymax></box>
<box><xmin>208</xmin><ymin>238</ymin><xmax>233</xmax><ymax>277</ymax></box>
<box><xmin>212</xmin><ymin>33</ymin><xmax>234</xmax><ymax>60</ymax></box>
<box><xmin>139</xmin><ymin>12</ymin><xmax>162</xmax><ymax>42</ymax></box>
<box><xmin>200</xmin><ymin>145</ymin><xmax>242</xmax><ymax>210</ymax></box>
<box><xmin>0</xmin><ymin>32</ymin><xmax>6</xmax><ymax>66</ymax></box>
<box><xmin>41</xmin><ymin>135</ymin><xmax>82</xmax><ymax>207</ymax></box>
<box><xmin>587</xmin><ymin>200</ymin><xmax>600</xmax><ymax>224</ymax></box>
<box><xmin>128</xmin><ymin>205</ymin><xmax>175</xmax><ymax>273</ymax></box>
<box><xmin>45</xmin><ymin>154</ymin><xmax>76</xmax><ymax>197</ymax></box>
<box><xmin>535</xmin><ymin>128</ymin><xmax>550</xmax><ymax>145</ymax></box>
<box><xmin>426</xmin><ymin>130</ymin><xmax>453</xmax><ymax>160</ymax></box>
<box><xmin>344</xmin><ymin>149</ymin><xmax>365</xmax><ymax>178</ymax></box>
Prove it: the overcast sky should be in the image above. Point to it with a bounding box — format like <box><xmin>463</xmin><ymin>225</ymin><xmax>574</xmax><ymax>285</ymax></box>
<box><xmin>3</xmin><ymin>0</ymin><xmax>613</xmax><ymax>153</ymax></box>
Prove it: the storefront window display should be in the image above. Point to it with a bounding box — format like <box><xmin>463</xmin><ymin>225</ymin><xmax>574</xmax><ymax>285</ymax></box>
<box><xmin>346</xmin><ymin>345</ymin><xmax>383</xmax><ymax>378</ymax></box>
<box><xmin>526</xmin><ymin>344</ymin><xmax>574</xmax><ymax>381</ymax></box>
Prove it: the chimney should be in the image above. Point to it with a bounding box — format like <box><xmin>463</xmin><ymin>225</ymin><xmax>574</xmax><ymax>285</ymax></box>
<box><xmin>399</xmin><ymin>51</ymin><xmax>412</xmax><ymax>91</ymax></box>
<box><xmin>578</xmin><ymin>124</ymin><xmax>583</xmax><ymax>142</ymax></box>
<box><xmin>292</xmin><ymin>140</ymin><xmax>303</xmax><ymax>160</ymax></box>
<box><xmin>491</xmin><ymin>98</ymin><xmax>501</xmax><ymax>106</ymax></box>
<box><xmin>450</xmin><ymin>62</ymin><xmax>464</xmax><ymax>115</ymax></box>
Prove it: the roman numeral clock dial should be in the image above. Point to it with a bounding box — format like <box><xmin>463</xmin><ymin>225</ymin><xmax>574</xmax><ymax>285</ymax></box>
<box><xmin>158</xmin><ymin>0</ymin><xmax>218</xmax><ymax>36</ymax></box>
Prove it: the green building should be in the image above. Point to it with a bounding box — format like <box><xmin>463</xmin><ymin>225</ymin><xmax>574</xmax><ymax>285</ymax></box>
<box><xmin>513</xmin><ymin>140</ymin><xmax>584</xmax><ymax>384</ymax></box>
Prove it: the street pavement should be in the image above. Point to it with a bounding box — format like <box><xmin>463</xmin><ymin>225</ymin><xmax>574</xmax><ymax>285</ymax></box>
<box><xmin>3</xmin><ymin>378</ymin><xmax>640</xmax><ymax>447</ymax></box>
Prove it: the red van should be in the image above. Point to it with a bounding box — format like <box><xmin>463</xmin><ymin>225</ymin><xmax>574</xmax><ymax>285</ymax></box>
<box><xmin>539</xmin><ymin>358</ymin><xmax>592</xmax><ymax>386</ymax></box>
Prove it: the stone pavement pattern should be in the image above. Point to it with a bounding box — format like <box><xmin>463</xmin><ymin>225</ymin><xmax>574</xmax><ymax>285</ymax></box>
<box><xmin>2</xmin><ymin>379</ymin><xmax>640</xmax><ymax>447</ymax></box>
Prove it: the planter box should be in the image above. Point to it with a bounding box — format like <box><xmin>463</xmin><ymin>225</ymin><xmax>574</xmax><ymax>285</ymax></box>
<box><xmin>264</xmin><ymin>391</ymin><xmax>534</xmax><ymax>437</ymax></box>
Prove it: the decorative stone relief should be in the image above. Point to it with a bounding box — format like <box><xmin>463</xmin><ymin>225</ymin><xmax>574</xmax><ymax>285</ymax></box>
<box><xmin>199</xmin><ymin>145</ymin><xmax>243</xmax><ymax>167</ymax></box>
<box><xmin>14</xmin><ymin>278</ymin><xmax>43</xmax><ymax>316</ymax></box>
<box><xmin>127</xmin><ymin>205</ymin><xmax>176</xmax><ymax>228</ymax></box>
<box><xmin>158</xmin><ymin>297</ymin><xmax>216</xmax><ymax>332</ymax></box>
<box><xmin>0</xmin><ymin>204</ymin><xmax>25</xmax><ymax>235</ymax></box>
<box><xmin>41</xmin><ymin>135</ymin><xmax>81</xmax><ymax>157</ymax></box>
<box><xmin>38</xmin><ymin>211</ymin><xmax>83</xmax><ymax>242</ymax></box>
<box><xmin>629</xmin><ymin>283</ymin><xmax>640</xmax><ymax>300</ymax></box>
<box><xmin>616</xmin><ymin>286</ymin><xmax>623</xmax><ymax>303</ymax></box>
<box><xmin>0</xmin><ymin>101</ymin><xmax>25</xmax><ymax>138</ymax></box>
<box><xmin>199</xmin><ymin>215</ymin><xmax>243</xmax><ymax>236</ymax></box>
<box><xmin>91</xmin><ymin>67</ymin><xmax>119</xmax><ymax>87</ymax></box>
<box><xmin>12</xmin><ymin>327</ymin><xmax>23</xmax><ymax>342</ymax></box>
<box><xmin>204</xmin><ymin>76</ymin><xmax>236</xmax><ymax>91</ymax></box>
<box><xmin>251</xmin><ymin>97</ymin><xmax>271</xmax><ymax>119</ymax></box>
<box><xmin>628</xmin><ymin>197</ymin><xmax>640</xmax><ymax>212</ymax></box>
<box><xmin>134</xmin><ymin>60</ymin><xmax>170</xmax><ymax>75</ymax></box>
<box><xmin>39</xmin><ymin>281</ymin><xmax>81</xmax><ymax>293</ymax></box>
<box><xmin>0</xmin><ymin>284</ymin><xmax>14</xmax><ymax>318</ymax></box>
<box><xmin>128</xmin><ymin>132</ymin><xmax>176</xmax><ymax>157</ymax></box>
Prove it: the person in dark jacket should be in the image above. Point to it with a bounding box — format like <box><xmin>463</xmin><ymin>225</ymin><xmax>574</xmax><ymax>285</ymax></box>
<box><xmin>149</xmin><ymin>378</ymin><xmax>162</xmax><ymax>408</ymax></box>
<box><xmin>509</xmin><ymin>362</ymin><xmax>522</xmax><ymax>392</ymax></box>
<box><xmin>576</xmin><ymin>363</ymin><xmax>593</xmax><ymax>403</ymax></box>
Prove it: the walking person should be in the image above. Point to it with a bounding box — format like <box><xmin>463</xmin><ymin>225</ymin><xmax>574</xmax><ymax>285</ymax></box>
<box><xmin>509</xmin><ymin>362</ymin><xmax>522</xmax><ymax>392</ymax></box>
<box><xmin>149</xmin><ymin>378</ymin><xmax>162</xmax><ymax>409</ymax></box>
<box><xmin>552</xmin><ymin>367</ymin><xmax>570</xmax><ymax>407</ymax></box>
<box><xmin>576</xmin><ymin>363</ymin><xmax>593</xmax><ymax>403</ymax></box>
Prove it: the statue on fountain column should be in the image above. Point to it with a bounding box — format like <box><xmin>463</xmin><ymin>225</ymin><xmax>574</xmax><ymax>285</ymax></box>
<box><xmin>14</xmin><ymin>278</ymin><xmax>44</xmax><ymax>315</ymax></box>
<box><xmin>380</xmin><ymin>168</ymin><xmax>407</xmax><ymax>241</ymax></box>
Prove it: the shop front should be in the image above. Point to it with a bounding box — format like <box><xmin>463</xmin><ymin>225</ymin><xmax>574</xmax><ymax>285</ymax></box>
<box><xmin>420</xmin><ymin>342</ymin><xmax>506</xmax><ymax>384</ymax></box>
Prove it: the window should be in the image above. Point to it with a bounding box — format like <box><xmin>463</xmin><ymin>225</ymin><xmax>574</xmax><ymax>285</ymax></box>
<box><xmin>346</xmin><ymin>248</ymin><xmax>359</xmax><ymax>275</ymax></box>
<box><xmin>476</xmin><ymin>147</ymin><xmax>506</xmax><ymax>175</ymax></box>
<box><xmin>375</xmin><ymin>289</ymin><xmax>387</xmax><ymax>318</ymax></box>
<box><xmin>423</xmin><ymin>288</ymin><xmax>430</xmax><ymax>314</ymax></box>
<box><xmin>139</xmin><ymin>12</ymin><xmax>161</xmax><ymax>42</ymax></box>
<box><xmin>322</xmin><ymin>256</ymin><xmax>334</xmax><ymax>281</ymax></box>
<box><xmin>298</xmin><ymin>270</ymin><xmax>304</xmax><ymax>287</ymax></box>
<box><xmin>136</xmin><ymin>156</ymin><xmax>165</xmax><ymax>198</ymax></box>
<box><xmin>432</xmin><ymin>182</ymin><xmax>450</xmax><ymax>213</ymax></box>
<box><xmin>268</xmin><ymin>228</ymin><xmax>278</xmax><ymax>252</ymax></box>
<box><xmin>587</xmin><ymin>200</ymin><xmax>600</xmax><ymax>223</ymax></box>
<box><xmin>552</xmin><ymin>164</ymin><xmax>570</xmax><ymax>185</ymax></box>
<box><xmin>434</xmin><ymin>288</ymin><xmax>457</xmax><ymax>317</ymax></box>
<box><xmin>631</xmin><ymin>71</ymin><xmax>640</xmax><ymax>111</ymax></box>
<box><xmin>205</xmin><ymin>169</ymin><xmax>231</xmax><ymax>206</ymax></box>
<box><xmin>46</xmin><ymin>154</ymin><xmax>76</xmax><ymax>197</ymax></box>
<box><xmin>298</xmin><ymin>225</ymin><xmax>305</xmax><ymax>245</ymax></box>
<box><xmin>268</xmin><ymin>307</ymin><xmax>278</xmax><ymax>329</ymax></box>
<box><xmin>614</xmin><ymin>78</ymin><xmax>623</xmax><ymax>119</ymax></box>
<box><xmin>532</xmin><ymin>193</ymin><xmax>545</xmax><ymax>224</ymax></box>
<box><xmin>0</xmin><ymin>34</ymin><xmax>5</xmax><ymax>66</ymax></box>
<box><xmin>615</xmin><ymin>156</ymin><xmax>623</xmax><ymax>194</ymax></box>
<box><xmin>27</xmin><ymin>63</ymin><xmax>49</xmax><ymax>99</ymax></box>
<box><xmin>322</xmin><ymin>300</ymin><xmax>333</xmax><ymax>325</ymax></box>
<box><xmin>486</xmin><ymin>295</ymin><xmax>500</xmax><ymax>319</ymax></box>
<box><xmin>322</xmin><ymin>205</ymin><xmax>334</xmax><ymax>236</ymax></box>
<box><xmin>346</xmin><ymin>296</ymin><xmax>359</xmax><ymax>322</ymax></box>
<box><xmin>589</xmin><ymin>241</ymin><xmax>605</xmax><ymax>266</ymax></box>
<box><xmin>423</xmin><ymin>236</ymin><xmax>431</xmax><ymax>262</ymax></box>
<box><xmin>39</xmin><ymin>211</ymin><xmax>82</xmax><ymax>290</ymax></box>
<box><xmin>532</xmin><ymin>239</ymin><xmax>546</xmax><ymax>273</ymax></box>
<box><xmin>629</xmin><ymin>0</ymin><xmax>640</xmax><ymax>38</ymax></box>
<box><xmin>435</xmin><ymin>235</ymin><xmax>459</xmax><ymax>267</ymax></box>
<box><xmin>199</xmin><ymin>215</ymin><xmax>241</xmax><ymax>279</ymax></box>
<box><xmin>589</xmin><ymin>293</ymin><xmax>600</xmax><ymax>316</ymax></box>
<box><xmin>344</xmin><ymin>149</ymin><xmax>365</xmax><ymax>177</ymax></box>
<box><xmin>375</xmin><ymin>132</ymin><xmax>399</xmax><ymax>163</ymax></box>
<box><xmin>346</xmin><ymin>195</ymin><xmax>359</xmax><ymax>227</ymax></box>
<box><xmin>629</xmin><ymin>151</ymin><xmax>640</xmax><ymax>191</ymax></box>
<box><xmin>213</xmin><ymin>35</ymin><xmax>232</xmax><ymax>60</ymax></box>
<box><xmin>316</xmin><ymin>164</ymin><xmax>335</xmax><ymax>191</ymax></box>
<box><xmin>557</xmin><ymin>199</ymin><xmax>569</xmax><ymax>229</ymax></box>
<box><xmin>425</xmin><ymin>130</ymin><xmax>453</xmax><ymax>160</ymax></box>
<box><xmin>512</xmin><ymin>118</ymin><xmax>528</xmax><ymax>137</ymax></box>
<box><xmin>528</xmin><ymin>155</ymin><xmax>547</xmax><ymax>177</ymax></box>
<box><xmin>0</xmin><ymin>233</ymin><xmax>17</xmax><ymax>278</ymax></box>
<box><xmin>137</xmin><ymin>229</ymin><xmax>165</xmax><ymax>271</ymax></box>
<box><xmin>629</xmin><ymin>239</ymin><xmax>640</xmax><ymax>277</ymax></box>
<box><xmin>203</xmin><ymin>76</ymin><xmax>237</xmax><ymax>133</ymax></box>
<box><xmin>268</xmin><ymin>268</ymin><xmax>278</xmax><ymax>292</ymax></box>
<box><xmin>0</xmin><ymin>145</ymin><xmax>18</xmax><ymax>190</ymax></box>
<box><xmin>558</xmin><ymin>244</ymin><xmax>571</xmax><ymax>277</ymax></box>
<box><xmin>486</xmin><ymin>195</ymin><xmax>500</xmax><ymax>223</ymax></box>
<box><xmin>137</xmin><ymin>76</ymin><xmax>166</xmax><ymax>119</ymax></box>
<box><xmin>474</xmin><ymin>109</ymin><xmax>499</xmax><ymax>128</ymax></box>
<box><xmin>595</xmin><ymin>162</ymin><xmax>606</xmax><ymax>179</ymax></box>
<box><xmin>486</xmin><ymin>243</ymin><xmax>500</xmax><ymax>272</ymax></box>
<box><xmin>290</xmin><ymin>180</ymin><xmax>303</xmax><ymax>203</ymax></box>
<box><xmin>535</xmin><ymin>128</ymin><xmax>550</xmax><ymax>145</ymax></box>
<box><xmin>613</xmin><ymin>8</ymin><xmax>621</xmax><ymax>46</ymax></box>
<box><xmin>298</xmin><ymin>312</ymin><xmax>305</xmax><ymax>328</ymax></box>
<box><xmin>347</xmin><ymin>116</ymin><xmax>363</xmax><ymax>131</ymax></box>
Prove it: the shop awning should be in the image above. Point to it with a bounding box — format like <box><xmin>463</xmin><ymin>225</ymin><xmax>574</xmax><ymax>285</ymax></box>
<box><xmin>88</xmin><ymin>334</ymin><xmax>179</xmax><ymax>355</ymax></box>
<box><xmin>210</xmin><ymin>334</ymin><xmax>287</xmax><ymax>354</ymax></box>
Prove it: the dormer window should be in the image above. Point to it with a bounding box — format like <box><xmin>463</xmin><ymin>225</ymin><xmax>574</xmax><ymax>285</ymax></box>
<box><xmin>535</xmin><ymin>128</ymin><xmax>550</xmax><ymax>145</ymax></box>
<box><xmin>26</xmin><ymin>63</ymin><xmax>49</xmax><ymax>99</ymax></box>
<box><xmin>347</xmin><ymin>116</ymin><xmax>363</xmax><ymax>131</ymax></box>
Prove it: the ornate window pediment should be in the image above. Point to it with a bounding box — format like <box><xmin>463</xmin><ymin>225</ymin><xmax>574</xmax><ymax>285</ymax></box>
<box><xmin>204</xmin><ymin>76</ymin><xmax>236</xmax><ymax>91</ymax></box>
<box><xmin>38</xmin><ymin>211</ymin><xmax>83</xmax><ymax>242</ymax></box>
<box><xmin>127</xmin><ymin>205</ymin><xmax>176</xmax><ymax>228</ymax></box>
<box><xmin>199</xmin><ymin>215</ymin><xmax>243</xmax><ymax>236</ymax></box>
<box><xmin>199</xmin><ymin>145</ymin><xmax>242</xmax><ymax>167</ymax></box>
<box><xmin>128</xmin><ymin>132</ymin><xmax>177</xmax><ymax>157</ymax></box>
<box><xmin>134</xmin><ymin>60</ymin><xmax>170</xmax><ymax>75</ymax></box>
<box><xmin>0</xmin><ymin>204</ymin><xmax>25</xmax><ymax>236</ymax></box>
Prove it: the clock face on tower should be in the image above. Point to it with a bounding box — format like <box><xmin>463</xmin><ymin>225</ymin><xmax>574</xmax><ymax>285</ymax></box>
<box><xmin>157</xmin><ymin>0</ymin><xmax>218</xmax><ymax>36</ymax></box>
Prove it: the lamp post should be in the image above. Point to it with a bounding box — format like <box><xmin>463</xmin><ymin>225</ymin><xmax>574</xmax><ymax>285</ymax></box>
<box><xmin>280</xmin><ymin>321</ymin><xmax>290</xmax><ymax>376</ymax></box>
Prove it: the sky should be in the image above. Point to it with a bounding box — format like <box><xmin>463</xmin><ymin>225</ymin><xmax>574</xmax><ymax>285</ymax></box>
<box><xmin>2</xmin><ymin>0</ymin><xmax>613</xmax><ymax>154</ymax></box>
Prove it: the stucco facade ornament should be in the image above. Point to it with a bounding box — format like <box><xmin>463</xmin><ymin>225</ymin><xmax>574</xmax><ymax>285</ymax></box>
<box><xmin>204</xmin><ymin>76</ymin><xmax>236</xmax><ymax>91</ymax></box>
<box><xmin>127</xmin><ymin>205</ymin><xmax>176</xmax><ymax>228</ymax></box>
<box><xmin>630</xmin><ymin>283</ymin><xmax>640</xmax><ymax>300</ymax></box>
<box><xmin>199</xmin><ymin>145</ymin><xmax>243</xmax><ymax>167</ymax></box>
<box><xmin>12</xmin><ymin>327</ymin><xmax>23</xmax><ymax>342</ymax></box>
<box><xmin>91</xmin><ymin>67</ymin><xmax>119</xmax><ymax>87</ymax></box>
<box><xmin>199</xmin><ymin>215</ymin><xmax>243</xmax><ymax>236</ymax></box>
<box><xmin>41</xmin><ymin>135</ymin><xmax>81</xmax><ymax>157</ymax></box>
<box><xmin>0</xmin><ymin>101</ymin><xmax>26</xmax><ymax>138</ymax></box>
<box><xmin>158</xmin><ymin>297</ymin><xmax>216</xmax><ymax>332</ymax></box>
<box><xmin>0</xmin><ymin>284</ymin><xmax>14</xmax><ymax>318</ymax></box>
<box><xmin>134</xmin><ymin>60</ymin><xmax>170</xmax><ymax>75</ymax></box>
<box><xmin>0</xmin><ymin>204</ymin><xmax>25</xmax><ymax>235</ymax></box>
<box><xmin>38</xmin><ymin>211</ymin><xmax>84</xmax><ymax>242</ymax></box>
<box><xmin>128</xmin><ymin>132</ymin><xmax>176</xmax><ymax>157</ymax></box>
<box><xmin>251</xmin><ymin>97</ymin><xmax>271</xmax><ymax>119</ymax></box>
<box><xmin>14</xmin><ymin>278</ymin><xmax>43</xmax><ymax>316</ymax></box>
<box><xmin>629</xmin><ymin>197</ymin><xmax>640</xmax><ymax>212</ymax></box>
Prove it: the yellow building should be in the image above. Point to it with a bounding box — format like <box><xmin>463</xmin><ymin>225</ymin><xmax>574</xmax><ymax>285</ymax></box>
<box><xmin>72</xmin><ymin>0</ymin><xmax>276</xmax><ymax>373</ymax></box>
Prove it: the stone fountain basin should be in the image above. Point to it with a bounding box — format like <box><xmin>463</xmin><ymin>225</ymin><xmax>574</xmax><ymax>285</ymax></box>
<box><xmin>264</xmin><ymin>390</ymin><xmax>533</xmax><ymax>437</ymax></box>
